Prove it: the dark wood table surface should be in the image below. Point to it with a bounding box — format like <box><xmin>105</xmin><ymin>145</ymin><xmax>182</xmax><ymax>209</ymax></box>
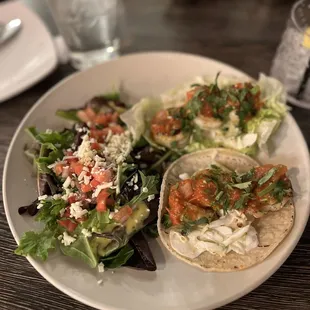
<box><xmin>1</xmin><ymin>0</ymin><xmax>310</xmax><ymax>309</ymax></box>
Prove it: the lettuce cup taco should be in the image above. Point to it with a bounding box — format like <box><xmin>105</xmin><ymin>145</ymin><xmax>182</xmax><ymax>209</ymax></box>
<box><xmin>158</xmin><ymin>149</ymin><xmax>294</xmax><ymax>271</ymax></box>
<box><xmin>121</xmin><ymin>74</ymin><xmax>288</xmax><ymax>156</ymax></box>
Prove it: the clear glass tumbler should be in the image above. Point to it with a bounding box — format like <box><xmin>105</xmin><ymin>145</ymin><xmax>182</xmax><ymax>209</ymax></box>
<box><xmin>47</xmin><ymin>0</ymin><xmax>126</xmax><ymax>70</ymax></box>
<box><xmin>270</xmin><ymin>0</ymin><xmax>310</xmax><ymax>109</ymax></box>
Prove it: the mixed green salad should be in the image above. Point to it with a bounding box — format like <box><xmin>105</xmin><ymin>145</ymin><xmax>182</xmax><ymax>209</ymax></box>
<box><xmin>16</xmin><ymin>94</ymin><xmax>165</xmax><ymax>271</ymax></box>
<box><xmin>15</xmin><ymin>73</ymin><xmax>288</xmax><ymax>272</ymax></box>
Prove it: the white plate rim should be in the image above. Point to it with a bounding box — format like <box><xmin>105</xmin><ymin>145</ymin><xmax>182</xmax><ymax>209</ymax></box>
<box><xmin>3</xmin><ymin>51</ymin><xmax>310</xmax><ymax>310</ymax></box>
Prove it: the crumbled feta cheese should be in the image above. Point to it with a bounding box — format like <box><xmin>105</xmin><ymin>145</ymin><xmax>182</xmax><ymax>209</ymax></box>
<box><xmin>147</xmin><ymin>194</ymin><xmax>155</xmax><ymax>202</ymax></box>
<box><xmin>63</xmin><ymin>176</ymin><xmax>72</xmax><ymax>188</ymax></box>
<box><xmin>78</xmin><ymin>170</ymin><xmax>87</xmax><ymax>181</ymax></box>
<box><xmin>135</xmin><ymin>154</ymin><xmax>141</xmax><ymax>159</ymax></box>
<box><xmin>81</xmin><ymin>228</ymin><xmax>92</xmax><ymax>238</ymax></box>
<box><xmin>45</xmin><ymin>129</ymin><xmax>52</xmax><ymax>134</ymax></box>
<box><xmin>179</xmin><ymin>173</ymin><xmax>190</xmax><ymax>180</ymax></box>
<box><xmin>83</xmin><ymin>166</ymin><xmax>89</xmax><ymax>172</ymax></box>
<box><xmin>133</xmin><ymin>184</ymin><xmax>139</xmax><ymax>191</ymax></box>
<box><xmin>98</xmin><ymin>262</ymin><xmax>105</xmax><ymax>273</ymax></box>
<box><xmin>106</xmin><ymin>129</ymin><xmax>112</xmax><ymax>142</ymax></box>
<box><xmin>37</xmin><ymin>203</ymin><xmax>43</xmax><ymax>210</ymax></box>
<box><xmin>108</xmin><ymin>212</ymin><xmax>115</xmax><ymax>219</ymax></box>
<box><xmin>57</xmin><ymin>235</ymin><xmax>63</xmax><ymax>240</ymax></box>
<box><xmin>70</xmin><ymin>201</ymin><xmax>88</xmax><ymax>219</ymax></box>
<box><xmin>62</xmin><ymin>166</ymin><xmax>69</xmax><ymax>179</ymax></box>
<box><xmin>53</xmin><ymin>194</ymin><xmax>62</xmax><ymax>200</ymax></box>
<box><xmin>47</xmin><ymin>162</ymin><xmax>57</xmax><ymax>169</ymax></box>
<box><xmin>101</xmin><ymin>131</ymin><xmax>132</xmax><ymax>166</ymax></box>
<box><xmin>133</xmin><ymin>174</ymin><xmax>138</xmax><ymax>184</ymax></box>
<box><xmin>70</xmin><ymin>181</ymin><xmax>75</xmax><ymax>188</ymax></box>
<box><xmin>84</xmin><ymin>175</ymin><xmax>90</xmax><ymax>185</ymax></box>
<box><xmin>87</xmin><ymin>121</ymin><xmax>92</xmax><ymax>127</ymax></box>
<box><xmin>61</xmin><ymin>232</ymin><xmax>76</xmax><ymax>246</ymax></box>
<box><xmin>59</xmin><ymin>208</ymin><xmax>65</xmax><ymax>217</ymax></box>
<box><xmin>92</xmin><ymin>182</ymin><xmax>113</xmax><ymax>198</ymax></box>
<box><xmin>142</xmin><ymin>187</ymin><xmax>148</xmax><ymax>193</ymax></box>
<box><xmin>38</xmin><ymin>195</ymin><xmax>48</xmax><ymax>201</ymax></box>
<box><xmin>77</xmin><ymin>134</ymin><xmax>96</xmax><ymax>165</ymax></box>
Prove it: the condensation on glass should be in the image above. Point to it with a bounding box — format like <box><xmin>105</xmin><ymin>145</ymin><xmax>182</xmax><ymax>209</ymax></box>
<box><xmin>47</xmin><ymin>0</ymin><xmax>127</xmax><ymax>70</ymax></box>
<box><xmin>270</xmin><ymin>0</ymin><xmax>310</xmax><ymax>108</ymax></box>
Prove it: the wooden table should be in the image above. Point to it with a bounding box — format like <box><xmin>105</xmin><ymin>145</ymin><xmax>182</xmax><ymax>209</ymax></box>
<box><xmin>1</xmin><ymin>0</ymin><xmax>310</xmax><ymax>309</ymax></box>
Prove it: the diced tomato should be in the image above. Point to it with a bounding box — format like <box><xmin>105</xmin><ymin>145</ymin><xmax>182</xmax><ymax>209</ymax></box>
<box><xmin>68</xmin><ymin>195</ymin><xmax>76</xmax><ymax>204</ymax></box>
<box><xmin>94</xmin><ymin>113</ymin><xmax>109</xmax><ymax>126</ymax></box>
<box><xmin>96</xmin><ymin>189</ymin><xmax>110</xmax><ymax>212</ymax></box>
<box><xmin>77</xmin><ymin>110</ymin><xmax>90</xmax><ymax>123</ymax></box>
<box><xmin>54</xmin><ymin>163</ymin><xmax>64</xmax><ymax>176</ymax></box>
<box><xmin>92</xmin><ymin>168</ymin><xmax>113</xmax><ymax>183</ymax></box>
<box><xmin>90</xmin><ymin>178</ymin><xmax>100</xmax><ymax>188</ymax></box>
<box><xmin>58</xmin><ymin>219</ymin><xmax>77</xmax><ymax>232</ymax></box>
<box><xmin>186</xmin><ymin>88</ymin><xmax>197</xmax><ymax>101</ymax></box>
<box><xmin>63</xmin><ymin>206</ymin><xmax>71</xmax><ymax>218</ymax></box>
<box><xmin>90</xmin><ymin>129</ymin><xmax>105</xmax><ymax>143</ymax></box>
<box><xmin>230</xmin><ymin>189</ymin><xmax>241</xmax><ymax>202</ymax></box>
<box><xmin>201</xmin><ymin>102</ymin><xmax>213</xmax><ymax>117</ymax></box>
<box><xmin>85</xmin><ymin>106</ymin><xmax>96</xmax><ymax>120</ymax></box>
<box><xmin>254</xmin><ymin>164</ymin><xmax>274</xmax><ymax>180</ymax></box>
<box><xmin>108</xmin><ymin>124</ymin><xmax>124</xmax><ymax>135</ymax></box>
<box><xmin>106</xmin><ymin>198</ymin><xmax>115</xmax><ymax>208</ymax></box>
<box><xmin>81</xmin><ymin>183</ymin><xmax>92</xmax><ymax>193</ymax></box>
<box><xmin>113</xmin><ymin>205</ymin><xmax>132</xmax><ymax>223</ymax></box>
<box><xmin>76</xmin><ymin>216</ymin><xmax>87</xmax><ymax>223</ymax></box>
<box><xmin>178</xmin><ymin>179</ymin><xmax>193</xmax><ymax>200</ymax></box>
<box><xmin>111</xmin><ymin>112</ymin><xmax>119</xmax><ymax>123</ymax></box>
<box><xmin>70</xmin><ymin>161</ymin><xmax>84</xmax><ymax>176</ymax></box>
<box><xmin>234</xmin><ymin>83</ymin><xmax>244</xmax><ymax>89</ymax></box>
<box><xmin>91</xmin><ymin>142</ymin><xmax>101</xmax><ymax>150</ymax></box>
<box><xmin>168</xmin><ymin>186</ymin><xmax>185</xmax><ymax>225</ymax></box>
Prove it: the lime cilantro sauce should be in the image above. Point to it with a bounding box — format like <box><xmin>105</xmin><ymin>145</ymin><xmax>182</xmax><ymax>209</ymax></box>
<box><xmin>169</xmin><ymin>210</ymin><xmax>258</xmax><ymax>259</ymax></box>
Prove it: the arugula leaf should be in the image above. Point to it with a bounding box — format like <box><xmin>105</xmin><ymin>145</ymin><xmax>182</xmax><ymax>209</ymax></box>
<box><xmin>83</xmin><ymin>209</ymin><xmax>111</xmax><ymax>233</ymax></box>
<box><xmin>26</xmin><ymin>127</ymin><xmax>39</xmax><ymax>140</ymax></box>
<box><xmin>162</xmin><ymin>214</ymin><xmax>172</xmax><ymax>229</ymax></box>
<box><xmin>234</xmin><ymin>193</ymin><xmax>250</xmax><ymax>209</ymax></box>
<box><xmin>258</xmin><ymin>167</ymin><xmax>277</xmax><ymax>186</ymax></box>
<box><xmin>36</xmin><ymin>130</ymin><xmax>74</xmax><ymax>147</ymax></box>
<box><xmin>15</xmin><ymin>230</ymin><xmax>56</xmax><ymax>261</ymax></box>
<box><xmin>100</xmin><ymin>244</ymin><xmax>134</xmax><ymax>269</ymax></box>
<box><xmin>56</xmin><ymin>109</ymin><xmax>80</xmax><ymax>122</ymax></box>
<box><xmin>35</xmin><ymin>199</ymin><xmax>67</xmax><ymax>230</ymax></box>
<box><xmin>60</xmin><ymin>235</ymin><xmax>98</xmax><ymax>268</ymax></box>
<box><xmin>142</xmin><ymin>223</ymin><xmax>159</xmax><ymax>238</ymax></box>
<box><xmin>129</xmin><ymin>171</ymin><xmax>159</xmax><ymax>205</ymax></box>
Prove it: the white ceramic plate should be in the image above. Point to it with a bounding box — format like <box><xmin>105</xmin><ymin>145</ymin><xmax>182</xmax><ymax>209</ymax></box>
<box><xmin>0</xmin><ymin>1</ymin><xmax>57</xmax><ymax>102</ymax></box>
<box><xmin>3</xmin><ymin>52</ymin><xmax>310</xmax><ymax>310</ymax></box>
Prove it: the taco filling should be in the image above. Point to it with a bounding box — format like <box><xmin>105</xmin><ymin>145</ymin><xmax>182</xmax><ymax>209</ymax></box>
<box><xmin>158</xmin><ymin>149</ymin><xmax>294</xmax><ymax>270</ymax></box>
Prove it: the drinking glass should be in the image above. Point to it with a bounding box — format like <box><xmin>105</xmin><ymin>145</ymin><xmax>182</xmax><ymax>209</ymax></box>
<box><xmin>270</xmin><ymin>0</ymin><xmax>310</xmax><ymax>109</ymax></box>
<box><xmin>47</xmin><ymin>0</ymin><xmax>127</xmax><ymax>70</ymax></box>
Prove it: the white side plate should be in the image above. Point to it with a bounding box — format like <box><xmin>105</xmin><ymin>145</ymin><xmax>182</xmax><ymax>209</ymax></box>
<box><xmin>0</xmin><ymin>1</ymin><xmax>57</xmax><ymax>102</ymax></box>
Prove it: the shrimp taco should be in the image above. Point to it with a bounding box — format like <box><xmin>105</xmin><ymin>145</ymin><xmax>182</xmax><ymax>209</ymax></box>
<box><xmin>158</xmin><ymin>149</ymin><xmax>294</xmax><ymax>271</ymax></box>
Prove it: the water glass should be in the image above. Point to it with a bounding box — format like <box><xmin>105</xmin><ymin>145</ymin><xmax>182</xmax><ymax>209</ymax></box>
<box><xmin>47</xmin><ymin>0</ymin><xmax>127</xmax><ymax>70</ymax></box>
<box><xmin>270</xmin><ymin>0</ymin><xmax>310</xmax><ymax>109</ymax></box>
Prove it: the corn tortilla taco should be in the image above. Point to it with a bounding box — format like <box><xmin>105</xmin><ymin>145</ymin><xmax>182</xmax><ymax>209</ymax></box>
<box><xmin>158</xmin><ymin>149</ymin><xmax>294</xmax><ymax>271</ymax></box>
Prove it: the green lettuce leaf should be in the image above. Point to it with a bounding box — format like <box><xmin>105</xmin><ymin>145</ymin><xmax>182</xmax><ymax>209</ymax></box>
<box><xmin>60</xmin><ymin>235</ymin><xmax>98</xmax><ymax>268</ymax></box>
<box><xmin>120</xmin><ymin>97</ymin><xmax>164</xmax><ymax>145</ymax></box>
<box><xmin>129</xmin><ymin>171</ymin><xmax>159</xmax><ymax>205</ymax></box>
<box><xmin>82</xmin><ymin>209</ymin><xmax>111</xmax><ymax>233</ymax></box>
<box><xmin>36</xmin><ymin>199</ymin><xmax>67</xmax><ymax>230</ymax></box>
<box><xmin>15</xmin><ymin>230</ymin><xmax>56</xmax><ymax>261</ymax></box>
<box><xmin>100</xmin><ymin>244</ymin><xmax>134</xmax><ymax>269</ymax></box>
